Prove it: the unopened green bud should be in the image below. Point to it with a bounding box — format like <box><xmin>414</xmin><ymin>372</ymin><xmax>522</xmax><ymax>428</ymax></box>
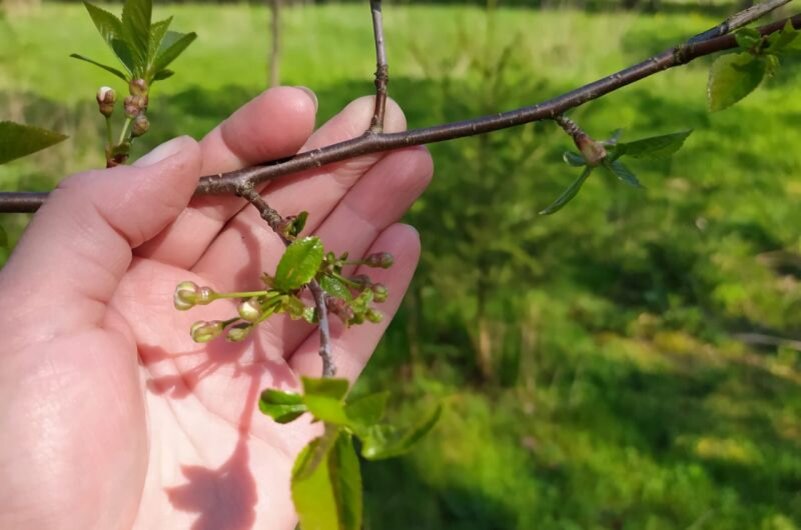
<box><xmin>364</xmin><ymin>252</ymin><xmax>394</xmax><ymax>269</ymax></box>
<box><xmin>96</xmin><ymin>86</ymin><xmax>116</xmax><ymax>117</ymax></box>
<box><xmin>129</xmin><ymin>78</ymin><xmax>148</xmax><ymax>97</ymax></box>
<box><xmin>238</xmin><ymin>298</ymin><xmax>262</xmax><ymax>322</ymax></box>
<box><xmin>132</xmin><ymin>114</ymin><xmax>150</xmax><ymax>137</ymax></box>
<box><xmin>372</xmin><ymin>283</ymin><xmax>388</xmax><ymax>303</ymax></box>
<box><xmin>174</xmin><ymin>281</ymin><xmax>200</xmax><ymax>310</ymax></box>
<box><xmin>365</xmin><ymin>308</ymin><xmax>384</xmax><ymax>324</ymax></box>
<box><xmin>190</xmin><ymin>320</ymin><xmax>224</xmax><ymax>343</ymax></box>
<box><xmin>226</xmin><ymin>324</ymin><xmax>252</xmax><ymax>342</ymax></box>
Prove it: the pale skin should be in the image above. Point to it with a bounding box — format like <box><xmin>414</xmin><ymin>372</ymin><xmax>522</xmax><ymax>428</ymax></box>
<box><xmin>0</xmin><ymin>87</ymin><xmax>433</xmax><ymax>530</ymax></box>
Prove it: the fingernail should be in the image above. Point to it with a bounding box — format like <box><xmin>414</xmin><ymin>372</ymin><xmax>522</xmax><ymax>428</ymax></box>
<box><xmin>294</xmin><ymin>86</ymin><xmax>318</xmax><ymax>112</ymax></box>
<box><xmin>134</xmin><ymin>136</ymin><xmax>190</xmax><ymax>167</ymax></box>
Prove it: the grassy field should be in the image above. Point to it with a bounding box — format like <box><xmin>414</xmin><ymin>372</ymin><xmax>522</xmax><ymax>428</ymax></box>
<box><xmin>3</xmin><ymin>2</ymin><xmax>801</xmax><ymax>529</ymax></box>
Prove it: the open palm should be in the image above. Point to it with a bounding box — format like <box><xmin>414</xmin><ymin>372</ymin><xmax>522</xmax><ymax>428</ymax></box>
<box><xmin>0</xmin><ymin>87</ymin><xmax>432</xmax><ymax>530</ymax></box>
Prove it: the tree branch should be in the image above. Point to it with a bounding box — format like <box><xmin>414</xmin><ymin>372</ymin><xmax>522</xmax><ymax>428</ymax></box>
<box><xmin>238</xmin><ymin>185</ymin><xmax>336</xmax><ymax>377</ymax></box>
<box><xmin>688</xmin><ymin>0</ymin><xmax>791</xmax><ymax>44</ymax></box>
<box><xmin>2</xmin><ymin>12</ymin><xmax>800</xmax><ymax>214</ymax></box>
<box><xmin>368</xmin><ymin>0</ymin><xmax>389</xmax><ymax>133</ymax></box>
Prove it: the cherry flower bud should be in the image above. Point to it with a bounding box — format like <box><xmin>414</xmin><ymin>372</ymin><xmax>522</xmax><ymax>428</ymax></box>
<box><xmin>174</xmin><ymin>281</ymin><xmax>200</xmax><ymax>310</ymax></box>
<box><xmin>365</xmin><ymin>308</ymin><xmax>384</xmax><ymax>324</ymax></box>
<box><xmin>364</xmin><ymin>252</ymin><xmax>394</xmax><ymax>269</ymax></box>
<box><xmin>96</xmin><ymin>86</ymin><xmax>116</xmax><ymax>117</ymax></box>
<box><xmin>190</xmin><ymin>320</ymin><xmax>224</xmax><ymax>343</ymax></box>
<box><xmin>131</xmin><ymin>114</ymin><xmax>150</xmax><ymax>137</ymax></box>
<box><xmin>129</xmin><ymin>78</ymin><xmax>148</xmax><ymax>97</ymax></box>
<box><xmin>226</xmin><ymin>325</ymin><xmax>252</xmax><ymax>342</ymax></box>
<box><xmin>372</xmin><ymin>283</ymin><xmax>388</xmax><ymax>303</ymax></box>
<box><xmin>238</xmin><ymin>298</ymin><xmax>262</xmax><ymax>322</ymax></box>
<box><xmin>123</xmin><ymin>95</ymin><xmax>147</xmax><ymax>118</ymax></box>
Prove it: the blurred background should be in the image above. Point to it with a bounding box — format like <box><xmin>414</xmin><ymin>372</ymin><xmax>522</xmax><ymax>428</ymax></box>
<box><xmin>2</xmin><ymin>0</ymin><xmax>801</xmax><ymax>528</ymax></box>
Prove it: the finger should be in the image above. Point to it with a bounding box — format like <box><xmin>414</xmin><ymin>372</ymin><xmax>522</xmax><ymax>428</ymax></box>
<box><xmin>136</xmin><ymin>87</ymin><xmax>318</xmax><ymax>268</ymax></box>
<box><xmin>288</xmin><ymin>224</ymin><xmax>421</xmax><ymax>381</ymax></box>
<box><xmin>0</xmin><ymin>137</ymin><xmax>201</xmax><ymax>345</ymax></box>
<box><xmin>191</xmin><ymin>96</ymin><xmax>408</xmax><ymax>292</ymax></box>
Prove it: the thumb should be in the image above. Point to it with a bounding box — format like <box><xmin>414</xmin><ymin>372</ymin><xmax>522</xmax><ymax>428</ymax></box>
<box><xmin>0</xmin><ymin>136</ymin><xmax>202</xmax><ymax>338</ymax></box>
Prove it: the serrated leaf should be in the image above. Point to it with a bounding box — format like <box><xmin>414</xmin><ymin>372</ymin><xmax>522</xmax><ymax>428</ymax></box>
<box><xmin>69</xmin><ymin>53</ymin><xmax>128</xmax><ymax>81</ymax></box>
<box><xmin>152</xmin><ymin>69</ymin><xmax>175</xmax><ymax>81</ymax></box>
<box><xmin>111</xmin><ymin>38</ymin><xmax>136</xmax><ymax>75</ymax></box>
<box><xmin>293</xmin><ymin>430</ymin><xmax>362</xmax><ymax>530</ymax></box>
<box><xmin>120</xmin><ymin>0</ymin><xmax>152</xmax><ymax>73</ymax></box>
<box><xmin>148</xmin><ymin>17</ymin><xmax>172</xmax><ymax>65</ymax></box>
<box><xmin>259</xmin><ymin>388</ymin><xmax>308</xmax><ymax>424</ymax></box>
<box><xmin>274</xmin><ymin>236</ymin><xmax>325</xmax><ymax>291</ymax></box>
<box><xmin>615</xmin><ymin>130</ymin><xmax>692</xmax><ymax>159</ymax></box>
<box><xmin>360</xmin><ymin>404</ymin><xmax>442</xmax><ymax>460</ymax></box>
<box><xmin>82</xmin><ymin>1</ymin><xmax>123</xmax><ymax>49</ymax></box>
<box><xmin>539</xmin><ymin>166</ymin><xmax>593</xmax><ymax>215</ymax></box>
<box><xmin>153</xmin><ymin>31</ymin><xmax>197</xmax><ymax>73</ymax></box>
<box><xmin>0</xmin><ymin>121</ymin><xmax>67</xmax><ymax>165</ymax></box>
<box><xmin>603</xmin><ymin>159</ymin><xmax>642</xmax><ymax>188</ymax></box>
<box><xmin>345</xmin><ymin>392</ymin><xmax>389</xmax><ymax>430</ymax></box>
<box><xmin>562</xmin><ymin>151</ymin><xmax>586</xmax><ymax>167</ymax></box>
<box><xmin>319</xmin><ymin>274</ymin><xmax>353</xmax><ymax>301</ymax></box>
<box><xmin>707</xmin><ymin>52</ymin><xmax>767</xmax><ymax>112</ymax></box>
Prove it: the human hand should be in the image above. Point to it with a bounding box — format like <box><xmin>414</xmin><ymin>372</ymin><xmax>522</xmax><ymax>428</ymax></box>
<box><xmin>0</xmin><ymin>87</ymin><xmax>433</xmax><ymax>530</ymax></box>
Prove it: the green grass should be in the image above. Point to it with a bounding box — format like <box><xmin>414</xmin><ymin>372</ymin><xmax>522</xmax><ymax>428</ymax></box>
<box><xmin>3</xmin><ymin>3</ymin><xmax>801</xmax><ymax>529</ymax></box>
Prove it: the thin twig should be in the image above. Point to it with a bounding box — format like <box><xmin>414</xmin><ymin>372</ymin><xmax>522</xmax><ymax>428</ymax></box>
<box><xmin>238</xmin><ymin>184</ymin><xmax>336</xmax><ymax>377</ymax></box>
<box><xmin>309</xmin><ymin>281</ymin><xmax>335</xmax><ymax>377</ymax></box>
<box><xmin>368</xmin><ymin>0</ymin><xmax>389</xmax><ymax>133</ymax></box>
<box><xmin>688</xmin><ymin>0</ymin><xmax>792</xmax><ymax>44</ymax></box>
<box><xmin>2</xmin><ymin>13</ymin><xmax>801</xmax><ymax>213</ymax></box>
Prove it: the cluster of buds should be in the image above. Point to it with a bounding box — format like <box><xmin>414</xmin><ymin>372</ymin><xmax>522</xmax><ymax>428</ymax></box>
<box><xmin>173</xmin><ymin>248</ymin><xmax>395</xmax><ymax>345</ymax></box>
<box><xmin>124</xmin><ymin>79</ymin><xmax>150</xmax><ymax>136</ymax></box>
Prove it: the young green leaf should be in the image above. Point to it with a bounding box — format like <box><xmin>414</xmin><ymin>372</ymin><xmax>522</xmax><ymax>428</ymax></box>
<box><xmin>767</xmin><ymin>20</ymin><xmax>799</xmax><ymax>53</ymax></box>
<box><xmin>292</xmin><ymin>430</ymin><xmax>362</xmax><ymax>530</ymax></box>
<box><xmin>562</xmin><ymin>151</ymin><xmax>586</xmax><ymax>167</ymax></box>
<box><xmin>302</xmin><ymin>377</ymin><xmax>350</xmax><ymax>400</ymax></box>
<box><xmin>152</xmin><ymin>69</ymin><xmax>175</xmax><ymax>81</ymax></box>
<box><xmin>148</xmin><ymin>17</ymin><xmax>172</xmax><ymax>62</ymax></box>
<box><xmin>359</xmin><ymin>404</ymin><xmax>442</xmax><ymax>460</ymax></box>
<box><xmin>274</xmin><ymin>236</ymin><xmax>325</xmax><ymax>291</ymax></box>
<box><xmin>69</xmin><ymin>54</ymin><xmax>128</xmax><ymax>81</ymax></box>
<box><xmin>82</xmin><ymin>1</ymin><xmax>123</xmax><ymax>49</ymax></box>
<box><xmin>539</xmin><ymin>166</ymin><xmax>593</xmax><ymax>215</ymax></box>
<box><xmin>345</xmin><ymin>392</ymin><xmax>389</xmax><ymax>430</ymax></box>
<box><xmin>734</xmin><ymin>27</ymin><xmax>762</xmax><ymax>51</ymax></box>
<box><xmin>602</xmin><ymin>159</ymin><xmax>642</xmax><ymax>188</ymax></box>
<box><xmin>0</xmin><ymin>121</ymin><xmax>67</xmax><ymax>165</ymax></box>
<box><xmin>259</xmin><ymin>388</ymin><xmax>308</xmax><ymax>424</ymax></box>
<box><xmin>302</xmin><ymin>377</ymin><xmax>351</xmax><ymax>426</ymax></box>
<box><xmin>319</xmin><ymin>274</ymin><xmax>353</xmax><ymax>301</ymax></box>
<box><xmin>153</xmin><ymin>31</ymin><xmax>197</xmax><ymax>74</ymax></box>
<box><xmin>111</xmin><ymin>38</ymin><xmax>137</xmax><ymax>75</ymax></box>
<box><xmin>120</xmin><ymin>0</ymin><xmax>152</xmax><ymax>73</ymax></box>
<box><xmin>614</xmin><ymin>130</ymin><xmax>692</xmax><ymax>159</ymax></box>
<box><xmin>707</xmin><ymin>52</ymin><xmax>767</xmax><ymax>112</ymax></box>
